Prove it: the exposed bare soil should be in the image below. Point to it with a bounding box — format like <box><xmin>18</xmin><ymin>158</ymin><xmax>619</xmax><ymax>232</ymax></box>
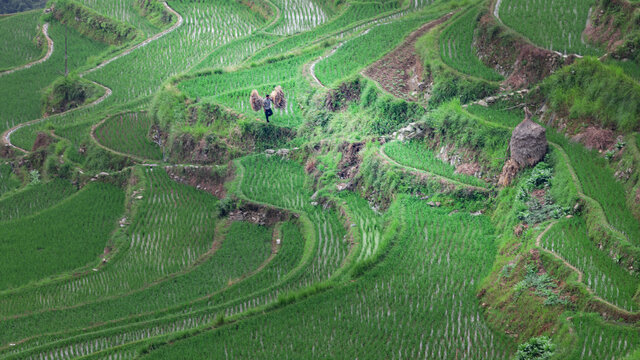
<box><xmin>363</xmin><ymin>13</ymin><xmax>454</xmax><ymax>101</ymax></box>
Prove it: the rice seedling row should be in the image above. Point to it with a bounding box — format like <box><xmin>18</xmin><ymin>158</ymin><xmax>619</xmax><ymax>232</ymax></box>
<box><xmin>0</xmin><ymin>11</ymin><xmax>45</xmax><ymax>70</ymax></box>
<box><xmin>384</xmin><ymin>140</ymin><xmax>489</xmax><ymax>187</ymax></box>
<box><xmin>238</xmin><ymin>155</ymin><xmax>350</xmax><ymax>282</ymax></box>
<box><xmin>541</xmin><ymin>218</ymin><xmax>640</xmax><ymax>311</ymax></box>
<box><xmin>138</xmin><ymin>197</ymin><xmax>514</xmax><ymax>359</ymax></box>
<box><xmin>86</xmin><ymin>0</ymin><xmax>267</xmax><ymax>104</ymax></box>
<box><xmin>250</xmin><ymin>2</ymin><xmax>403</xmax><ymax>62</ymax></box>
<box><xmin>270</xmin><ymin>0</ymin><xmax>330</xmax><ymax>36</ymax></box>
<box><xmin>439</xmin><ymin>6</ymin><xmax>503</xmax><ymax>81</ymax></box>
<box><xmin>0</xmin><ymin>211</ymin><xmax>270</xmax><ymax>348</ymax></box>
<box><xmin>78</xmin><ymin>0</ymin><xmax>161</xmax><ymax>37</ymax></box>
<box><xmin>0</xmin><ymin>182</ymin><xmax>125</xmax><ymax>291</ymax></box>
<box><xmin>190</xmin><ymin>33</ymin><xmax>279</xmax><ymax>72</ymax></box>
<box><xmin>498</xmin><ymin>0</ymin><xmax>601</xmax><ymax>56</ymax></box>
<box><xmin>0</xmin><ymin>179</ymin><xmax>76</xmax><ymax>223</ymax></box>
<box><xmin>547</xmin><ymin>130</ymin><xmax>640</xmax><ymax>243</ymax></box>
<box><xmin>179</xmin><ymin>49</ymin><xmax>320</xmax><ymax>99</ymax></box>
<box><xmin>1</xmin><ymin>220</ymin><xmax>297</xmax><ymax>359</ymax></box>
<box><xmin>94</xmin><ymin>112</ymin><xmax>162</xmax><ymax>160</ymax></box>
<box><xmin>339</xmin><ymin>192</ymin><xmax>383</xmax><ymax>262</ymax></box>
<box><xmin>0</xmin><ymin>167</ymin><xmax>218</xmax><ymax>317</ymax></box>
<box><xmin>567</xmin><ymin>313</ymin><xmax>640</xmax><ymax>359</ymax></box>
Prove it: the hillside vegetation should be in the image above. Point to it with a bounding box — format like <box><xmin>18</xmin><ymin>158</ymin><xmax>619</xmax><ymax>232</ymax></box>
<box><xmin>1</xmin><ymin>0</ymin><xmax>640</xmax><ymax>359</ymax></box>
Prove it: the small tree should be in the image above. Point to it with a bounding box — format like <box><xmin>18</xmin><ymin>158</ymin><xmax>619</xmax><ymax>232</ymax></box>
<box><xmin>515</xmin><ymin>336</ymin><xmax>556</xmax><ymax>360</ymax></box>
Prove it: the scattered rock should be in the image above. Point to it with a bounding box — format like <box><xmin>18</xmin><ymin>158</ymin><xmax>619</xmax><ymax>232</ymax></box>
<box><xmin>265</xmin><ymin>149</ymin><xmax>276</xmax><ymax>155</ymax></box>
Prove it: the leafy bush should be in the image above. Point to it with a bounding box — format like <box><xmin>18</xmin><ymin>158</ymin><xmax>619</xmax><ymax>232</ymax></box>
<box><xmin>41</xmin><ymin>74</ymin><xmax>100</xmax><ymax>114</ymax></box>
<box><xmin>514</xmin><ymin>336</ymin><xmax>556</xmax><ymax>360</ymax></box>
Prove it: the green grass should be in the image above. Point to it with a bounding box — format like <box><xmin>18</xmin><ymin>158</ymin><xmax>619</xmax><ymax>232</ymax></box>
<box><xmin>384</xmin><ymin>140</ymin><xmax>489</xmax><ymax>187</ymax></box>
<box><xmin>0</xmin><ymin>22</ymin><xmax>108</xmax><ymax>134</ymax></box>
<box><xmin>139</xmin><ymin>197</ymin><xmax>515</xmax><ymax>359</ymax></box>
<box><xmin>439</xmin><ymin>6</ymin><xmax>503</xmax><ymax>82</ymax></box>
<box><xmin>498</xmin><ymin>0</ymin><xmax>602</xmax><ymax>56</ymax></box>
<box><xmin>0</xmin><ymin>178</ymin><xmax>76</xmax><ymax>222</ymax></box>
<box><xmin>606</xmin><ymin>59</ymin><xmax>640</xmax><ymax>82</ymax></box>
<box><xmin>94</xmin><ymin>111</ymin><xmax>162</xmax><ymax>160</ymax></box>
<box><xmin>541</xmin><ymin>218</ymin><xmax>640</xmax><ymax>311</ymax></box>
<box><xmin>0</xmin><ymin>182</ymin><xmax>124</xmax><ymax>291</ymax></box>
<box><xmin>540</xmin><ymin>57</ymin><xmax>640</xmax><ymax>132</ymax></box>
<box><xmin>0</xmin><ymin>164</ymin><xmax>20</xmax><ymax>196</ymax></box>
<box><xmin>0</xmin><ymin>10</ymin><xmax>44</xmax><ymax>70</ymax></box>
<box><xmin>465</xmin><ymin>103</ymin><xmax>524</xmax><ymax>128</ymax></box>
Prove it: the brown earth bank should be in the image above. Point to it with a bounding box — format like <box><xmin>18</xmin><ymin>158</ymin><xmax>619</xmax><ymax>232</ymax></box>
<box><xmin>165</xmin><ymin>165</ymin><xmax>231</xmax><ymax>199</ymax></box>
<box><xmin>229</xmin><ymin>202</ymin><xmax>291</xmax><ymax>226</ymax></box>
<box><xmin>363</xmin><ymin>13</ymin><xmax>454</xmax><ymax>101</ymax></box>
<box><xmin>475</xmin><ymin>11</ymin><xmax>576</xmax><ymax>89</ymax></box>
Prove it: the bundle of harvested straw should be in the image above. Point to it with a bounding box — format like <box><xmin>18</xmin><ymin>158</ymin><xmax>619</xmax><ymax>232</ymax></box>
<box><xmin>250</xmin><ymin>89</ymin><xmax>263</xmax><ymax>112</ymax></box>
<box><xmin>270</xmin><ymin>86</ymin><xmax>286</xmax><ymax>109</ymax></box>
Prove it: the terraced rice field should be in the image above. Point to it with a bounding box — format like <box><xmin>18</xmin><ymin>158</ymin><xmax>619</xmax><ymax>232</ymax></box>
<box><xmin>540</xmin><ymin>218</ymin><xmax>640</xmax><ymax>311</ymax></box>
<box><xmin>271</xmin><ymin>0</ymin><xmax>330</xmax><ymax>35</ymax></box>
<box><xmin>439</xmin><ymin>7</ymin><xmax>503</xmax><ymax>81</ymax></box>
<box><xmin>79</xmin><ymin>0</ymin><xmax>161</xmax><ymax>37</ymax></box>
<box><xmin>139</xmin><ymin>197</ymin><xmax>515</xmax><ymax>359</ymax></box>
<box><xmin>498</xmin><ymin>0</ymin><xmax>601</xmax><ymax>55</ymax></box>
<box><xmin>86</xmin><ymin>0</ymin><xmax>268</xmax><ymax>103</ymax></box>
<box><xmin>0</xmin><ymin>23</ymin><xmax>108</xmax><ymax>133</ymax></box>
<box><xmin>384</xmin><ymin>140</ymin><xmax>488</xmax><ymax>188</ymax></box>
<box><xmin>0</xmin><ymin>179</ymin><xmax>76</xmax><ymax>222</ymax></box>
<box><xmin>0</xmin><ymin>10</ymin><xmax>44</xmax><ymax>70</ymax></box>
<box><xmin>0</xmin><ymin>182</ymin><xmax>124</xmax><ymax>290</ymax></box>
<box><xmin>94</xmin><ymin>112</ymin><xmax>162</xmax><ymax>160</ymax></box>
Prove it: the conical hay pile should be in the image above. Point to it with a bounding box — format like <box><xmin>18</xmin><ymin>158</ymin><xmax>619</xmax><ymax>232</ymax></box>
<box><xmin>270</xmin><ymin>86</ymin><xmax>286</xmax><ymax>109</ymax></box>
<box><xmin>250</xmin><ymin>89</ymin><xmax>263</xmax><ymax>112</ymax></box>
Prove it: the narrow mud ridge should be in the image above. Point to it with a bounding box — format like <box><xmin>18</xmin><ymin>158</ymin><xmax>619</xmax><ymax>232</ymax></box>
<box><xmin>0</xmin><ymin>23</ymin><xmax>54</xmax><ymax>77</ymax></box>
<box><xmin>362</xmin><ymin>13</ymin><xmax>454</xmax><ymax>102</ymax></box>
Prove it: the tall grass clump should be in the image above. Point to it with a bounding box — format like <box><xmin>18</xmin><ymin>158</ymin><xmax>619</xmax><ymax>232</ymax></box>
<box><xmin>540</xmin><ymin>57</ymin><xmax>640</xmax><ymax>132</ymax></box>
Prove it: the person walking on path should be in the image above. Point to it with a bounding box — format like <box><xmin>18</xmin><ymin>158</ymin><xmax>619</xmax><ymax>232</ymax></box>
<box><xmin>263</xmin><ymin>94</ymin><xmax>273</xmax><ymax>123</ymax></box>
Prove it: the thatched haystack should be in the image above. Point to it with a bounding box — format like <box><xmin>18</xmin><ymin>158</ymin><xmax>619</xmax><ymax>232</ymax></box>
<box><xmin>270</xmin><ymin>86</ymin><xmax>286</xmax><ymax>109</ymax></box>
<box><xmin>250</xmin><ymin>89</ymin><xmax>263</xmax><ymax>112</ymax></box>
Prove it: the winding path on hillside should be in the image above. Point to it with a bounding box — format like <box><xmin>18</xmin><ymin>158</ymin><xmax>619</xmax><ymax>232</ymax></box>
<box><xmin>1</xmin><ymin>2</ymin><xmax>184</xmax><ymax>153</ymax></box>
<box><xmin>0</xmin><ymin>23</ymin><xmax>53</xmax><ymax>77</ymax></box>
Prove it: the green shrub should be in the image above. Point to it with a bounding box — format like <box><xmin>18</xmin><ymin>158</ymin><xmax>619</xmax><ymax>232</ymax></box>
<box><xmin>514</xmin><ymin>336</ymin><xmax>556</xmax><ymax>360</ymax></box>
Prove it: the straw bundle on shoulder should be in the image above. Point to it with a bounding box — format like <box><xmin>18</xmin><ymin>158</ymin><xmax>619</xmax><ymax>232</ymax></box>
<box><xmin>270</xmin><ymin>86</ymin><xmax>286</xmax><ymax>110</ymax></box>
<box><xmin>250</xmin><ymin>89</ymin><xmax>263</xmax><ymax>112</ymax></box>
